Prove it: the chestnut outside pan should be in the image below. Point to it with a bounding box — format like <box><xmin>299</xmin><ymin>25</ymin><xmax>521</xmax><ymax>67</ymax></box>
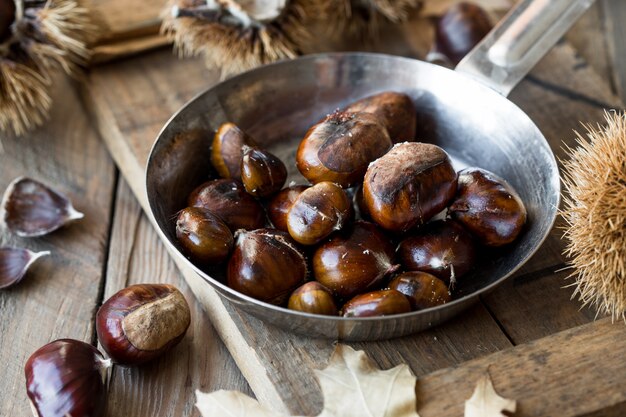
<box><xmin>146</xmin><ymin>0</ymin><xmax>594</xmax><ymax>341</ymax></box>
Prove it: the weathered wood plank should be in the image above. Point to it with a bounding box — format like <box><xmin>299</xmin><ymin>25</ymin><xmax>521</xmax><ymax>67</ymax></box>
<box><xmin>83</xmin><ymin>49</ymin><xmax>513</xmax><ymax>415</ymax></box>
<box><xmin>101</xmin><ymin>179</ymin><xmax>252</xmax><ymax>417</ymax></box>
<box><xmin>416</xmin><ymin>318</ymin><xmax>626</xmax><ymax>417</ymax></box>
<box><xmin>0</xmin><ymin>75</ymin><xmax>117</xmax><ymax>416</ymax></box>
<box><xmin>602</xmin><ymin>0</ymin><xmax>626</xmax><ymax>100</ymax></box>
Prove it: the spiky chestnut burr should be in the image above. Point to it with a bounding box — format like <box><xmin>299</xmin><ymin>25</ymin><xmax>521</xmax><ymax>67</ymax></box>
<box><xmin>0</xmin><ymin>0</ymin><xmax>95</xmax><ymax>135</ymax></box>
<box><xmin>162</xmin><ymin>0</ymin><xmax>317</xmax><ymax>78</ymax></box>
<box><xmin>561</xmin><ymin>111</ymin><xmax>626</xmax><ymax>322</ymax></box>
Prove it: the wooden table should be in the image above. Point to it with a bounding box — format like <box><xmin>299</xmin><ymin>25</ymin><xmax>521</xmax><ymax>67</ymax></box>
<box><xmin>2</xmin><ymin>2</ymin><xmax>626</xmax><ymax>416</ymax></box>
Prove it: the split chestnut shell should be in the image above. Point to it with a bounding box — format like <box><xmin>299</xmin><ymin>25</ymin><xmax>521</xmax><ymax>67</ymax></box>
<box><xmin>0</xmin><ymin>247</ymin><xmax>49</xmax><ymax>289</ymax></box>
<box><xmin>25</xmin><ymin>339</ymin><xmax>110</xmax><ymax>417</ymax></box>
<box><xmin>227</xmin><ymin>228</ymin><xmax>307</xmax><ymax>305</ymax></box>
<box><xmin>448</xmin><ymin>167</ymin><xmax>527</xmax><ymax>246</ymax></box>
<box><xmin>296</xmin><ymin>111</ymin><xmax>392</xmax><ymax>188</ymax></box>
<box><xmin>363</xmin><ymin>142</ymin><xmax>457</xmax><ymax>232</ymax></box>
<box><xmin>96</xmin><ymin>284</ymin><xmax>191</xmax><ymax>366</ymax></box>
<box><xmin>2</xmin><ymin>177</ymin><xmax>84</xmax><ymax>237</ymax></box>
<box><xmin>343</xmin><ymin>92</ymin><xmax>417</xmax><ymax>144</ymax></box>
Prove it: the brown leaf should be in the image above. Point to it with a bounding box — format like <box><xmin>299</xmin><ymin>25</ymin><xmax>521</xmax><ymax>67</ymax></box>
<box><xmin>464</xmin><ymin>374</ymin><xmax>516</xmax><ymax>417</ymax></box>
<box><xmin>195</xmin><ymin>344</ymin><xmax>419</xmax><ymax>417</ymax></box>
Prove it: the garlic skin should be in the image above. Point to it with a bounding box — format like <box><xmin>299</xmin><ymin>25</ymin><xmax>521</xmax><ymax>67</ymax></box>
<box><xmin>1</xmin><ymin>177</ymin><xmax>84</xmax><ymax>237</ymax></box>
<box><xmin>0</xmin><ymin>247</ymin><xmax>49</xmax><ymax>289</ymax></box>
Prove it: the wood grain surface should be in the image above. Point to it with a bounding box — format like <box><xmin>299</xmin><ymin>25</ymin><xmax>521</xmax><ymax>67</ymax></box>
<box><xmin>81</xmin><ymin>11</ymin><xmax>625</xmax><ymax>417</ymax></box>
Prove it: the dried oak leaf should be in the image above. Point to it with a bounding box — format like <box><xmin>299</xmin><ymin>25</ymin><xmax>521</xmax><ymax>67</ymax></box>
<box><xmin>464</xmin><ymin>374</ymin><xmax>516</xmax><ymax>417</ymax></box>
<box><xmin>196</xmin><ymin>344</ymin><xmax>420</xmax><ymax>417</ymax></box>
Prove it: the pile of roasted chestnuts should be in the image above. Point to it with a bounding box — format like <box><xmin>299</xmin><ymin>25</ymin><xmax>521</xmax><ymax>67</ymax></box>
<box><xmin>175</xmin><ymin>90</ymin><xmax>527</xmax><ymax>318</ymax></box>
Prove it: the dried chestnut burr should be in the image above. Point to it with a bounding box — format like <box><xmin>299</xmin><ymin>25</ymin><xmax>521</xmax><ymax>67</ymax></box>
<box><xmin>268</xmin><ymin>185</ymin><xmax>309</xmax><ymax>232</ymax></box>
<box><xmin>241</xmin><ymin>145</ymin><xmax>288</xmax><ymax>197</ymax></box>
<box><xmin>432</xmin><ymin>2</ymin><xmax>493</xmax><ymax>65</ymax></box>
<box><xmin>96</xmin><ymin>284</ymin><xmax>191</xmax><ymax>366</ymax></box>
<box><xmin>176</xmin><ymin>207</ymin><xmax>233</xmax><ymax>264</ymax></box>
<box><xmin>187</xmin><ymin>179</ymin><xmax>265</xmax><ymax>231</ymax></box>
<box><xmin>296</xmin><ymin>111</ymin><xmax>392</xmax><ymax>188</ymax></box>
<box><xmin>211</xmin><ymin>122</ymin><xmax>256</xmax><ymax>180</ymax></box>
<box><xmin>227</xmin><ymin>228</ymin><xmax>307</xmax><ymax>305</ymax></box>
<box><xmin>25</xmin><ymin>339</ymin><xmax>111</xmax><ymax>417</ymax></box>
<box><xmin>389</xmin><ymin>271</ymin><xmax>451</xmax><ymax>310</ymax></box>
<box><xmin>449</xmin><ymin>167</ymin><xmax>527</xmax><ymax>246</ymax></box>
<box><xmin>363</xmin><ymin>142</ymin><xmax>457</xmax><ymax>233</ymax></box>
<box><xmin>313</xmin><ymin>221</ymin><xmax>398</xmax><ymax>299</ymax></box>
<box><xmin>397</xmin><ymin>220</ymin><xmax>476</xmax><ymax>285</ymax></box>
<box><xmin>2</xmin><ymin>177</ymin><xmax>84</xmax><ymax>237</ymax></box>
<box><xmin>341</xmin><ymin>289</ymin><xmax>412</xmax><ymax>317</ymax></box>
<box><xmin>343</xmin><ymin>92</ymin><xmax>417</xmax><ymax>144</ymax></box>
<box><xmin>0</xmin><ymin>247</ymin><xmax>49</xmax><ymax>289</ymax></box>
<box><xmin>287</xmin><ymin>181</ymin><xmax>352</xmax><ymax>245</ymax></box>
<box><xmin>288</xmin><ymin>281</ymin><xmax>338</xmax><ymax>316</ymax></box>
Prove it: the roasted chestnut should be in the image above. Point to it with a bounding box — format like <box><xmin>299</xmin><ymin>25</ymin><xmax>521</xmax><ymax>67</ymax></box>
<box><xmin>176</xmin><ymin>207</ymin><xmax>233</xmax><ymax>264</ymax></box>
<box><xmin>241</xmin><ymin>145</ymin><xmax>288</xmax><ymax>197</ymax></box>
<box><xmin>448</xmin><ymin>167</ymin><xmax>527</xmax><ymax>246</ymax></box>
<box><xmin>96</xmin><ymin>284</ymin><xmax>191</xmax><ymax>366</ymax></box>
<box><xmin>287</xmin><ymin>181</ymin><xmax>352</xmax><ymax>245</ymax></box>
<box><xmin>25</xmin><ymin>339</ymin><xmax>111</xmax><ymax>417</ymax></box>
<box><xmin>288</xmin><ymin>281</ymin><xmax>338</xmax><ymax>316</ymax></box>
<box><xmin>227</xmin><ymin>228</ymin><xmax>307</xmax><ymax>305</ymax></box>
<box><xmin>267</xmin><ymin>185</ymin><xmax>309</xmax><ymax>232</ymax></box>
<box><xmin>341</xmin><ymin>289</ymin><xmax>411</xmax><ymax>317</ymax></box>
<box><xmin>432</xmin><ymin>2</ymin><xmax>492</xmax><ymax>65</ymax></box>
<box><xmin>363</xmin><ymin>142</ymin><xmax>457</xmax><ymax>232</ymax></box>
<box><xmin>313</xmin><ymin>221</ymin><xmax>398</xmax><ymax>299</ymax></box>
<box><xmin>389</xmin><ymin>271</ymin><xmax>451</xmax><ymax>310</ymax></box>
<box><xmin>210</xmin><ymin>122</ymin><xmax>255</xmax><ymax>180</ymax></box>
<box><xmin>187</xmin><ymin>179</ymin><xmax>265</xmax><ymax>231</ymax></box>
<box><xmin>296</xmin><ymin>111</ymin><xmax>392</xmax><ymax>188</ymax></box>
<box><xmin>397</xmin><ymin>220</ymin><xmax>476</xmax><ymax>285</ymax></box>
<box><xmin>343</xmin><ymin>92</ymin><xmax>417</xmax><ymax>144</ymax></box>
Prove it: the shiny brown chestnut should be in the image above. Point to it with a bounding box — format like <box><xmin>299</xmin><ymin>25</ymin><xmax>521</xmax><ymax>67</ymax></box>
<box><xmin>389</xmin><ymin>271</ymin><xmax>451</xmax><ymax>310</ymax></box>
<box><xmin>210</xmin><ymin>122</ymin><xmax>256</xmax><ymax>180</ymax></box>
<box><xmin>341</xmin><ymin>289</ymin><xmax>411</xmax><ymax>317</ymax></box>
<box><xmin>288</xmin><ymin>281</ymin><xmax>338</xmax><ymax>316</ymax></box>
<box><xmin>227</xmin><ymin>228</ymin><xmax>307</xmax><ymax>305</ymax></box>
<box><xmin>296</xmin><ymin>111</ymin><xmax>392</xmax><ymax>188</ymax></box>
<box><xmin>343</xmin><ymin>92</ymin><xmax>417</xmax><ymax>144</ymax></box>
<box><xmin>287</xmin><ymin>181</ymin><xmax>352</xmax><ymax>245</ymax></box>
<box><xmin>449</xmin><ymin>167</ymin><xmax>527</xmax><ymax>246</ymax></box>
<box><xmin>397</xmin><ymin>220</ymin><xmax>476</xmax><ymax>285</ymax></box>
<box><xmin>363</xmin><ymin>142</ymin><xmax>457</xmax><ymax>232</ymax></box>
<box><xmin>313</xmin><ymin>221</ymin><xmax>398</xmax><ymax>299</ymax></box>
<box><xmin>187</xmin><ymin>179</ymin><xmax>265</xmax><ymax>231</ymax></box>
<box><xmin>96</xmin><ymin>284</ymin><xmax>191</xmax><ymax>366</ymax></box>
<box><xmin>267</xmin><ymin>185</ymin><xmax>309</xmax><ymax>232</ymax></box>
<box><xmin>432</xmin><ymin>2</ymin><xmax>492</xmax><ymax>65</ymax></box>
<box><xmin>241</xmin><ymin>145</ymin><xmax>288</xmax><ymax>197</ymax></box>
<box><xmin>25</xmin><ymin>339</ymin><xmax>111</xmax><ymax>417</ymax></box>
<box><xmin>176</xmin><ymin>207</ymin><xmax>233</xmax><ymax>264</ymax></box>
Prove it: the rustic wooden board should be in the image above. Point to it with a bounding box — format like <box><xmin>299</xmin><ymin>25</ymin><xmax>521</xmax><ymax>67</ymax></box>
<box><xmin>0</xmin><ymin>75</ymin><xmax>117</xmax><ymax>416</ymax></box>
<box><xmin>101</xmin><ymin>179</ymin><xmax>252</xmax><ymax>416</ymax></box>
<box><xmin>83</xmin><ymin>38</ymin><xmax>624</xmax><ymax>416</ymax></box>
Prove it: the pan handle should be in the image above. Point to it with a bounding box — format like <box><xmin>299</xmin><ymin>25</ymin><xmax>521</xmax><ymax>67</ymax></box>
<box><xmin>455</xmin><ymin>0</ymin><xmax>596</xmax><ymax>97</ymax></box>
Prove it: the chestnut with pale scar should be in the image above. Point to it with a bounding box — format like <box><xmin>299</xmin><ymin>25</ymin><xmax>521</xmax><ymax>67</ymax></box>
<box><xmin>363</xmin><ymin>142</ymin><xmax>457</xmax><ymax>233</ymax></box>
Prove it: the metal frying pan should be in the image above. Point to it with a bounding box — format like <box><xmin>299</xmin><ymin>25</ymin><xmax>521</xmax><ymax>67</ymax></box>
<box><xmin>146</xmin><ymin>0</ymin><xmax>594</xmax><ymax>341</ymax></box>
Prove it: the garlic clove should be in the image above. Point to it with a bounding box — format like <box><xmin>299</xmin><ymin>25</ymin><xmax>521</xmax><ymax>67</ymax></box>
<box><xmin>0</xmin><ymin>247</ymin><xmax>49</xmax><ymax>289</ymax></box>
<box><xmin>1</xmin><ymin>177</ymin><xmax>84</xmax><ymax>237</ymax></box>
